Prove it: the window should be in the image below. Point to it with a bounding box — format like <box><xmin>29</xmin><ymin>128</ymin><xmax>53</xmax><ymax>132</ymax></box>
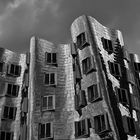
<box><xmin>45</xmin><ymin>52</ymin><xmax>57</xmax><ymax>65</ymax></box>
<box><xmin>94</xmin><ymin>113</ymin><xmax>110</xmax><ymax>135</ymax></box>
<box><xmin>76</xmin><ymin>32</ymin><xmax>89</xmax><ymax>50</ymax></box>
<box><xmin>2</xmin><ymin>106</ymin><xmax>17</xmax><ymax>120</ymax></box>
<box><xmin>42</xmin><ymin>95</ymin><xmax>55</xmax><ymax>111</ymax></box>
<box><xmin>82</xmin><ymin>56</ymin><xmax>96</xmax><ymax>74</ymax></box>
<box><xmin>0</xmin><ymin>62</ymin><xmax>4</xmax><ymax>72</ymax></box>
<box><xmin>7</xmin><ymin>64</ymin><xmax>21</xmax><ymax>76</ymax></box>
<box><xmin>101</xmin><ymin>38</ymin><xmax>113</xmax><ymax>53</ymax></box>
<box><xmin>75</xmin><ymin>119</ymin><xmax>89</xmax><ymax>138</ymax></box>
<box><xmin>126</xmin><ymin>69</ymin><xmax>135</xmax><ymax>85</ymax></box>
<box><xmin>6</xmin><ymin>84</ymin><xmax>19</xmax><ymax>97</ymax></box>
<box><xmin>88</xmin><ymin>83</ymin><xmax>102</xmax><ymax>102</ymax></box>
<box><xmin>108</xmin><ymin>62</ymin><xmax>121</xmax><ymax>77</ymax></box>
<box><xmin>134</xmin><ymin>62</ymin><xmax>140</xmax><ymax>72</ymax></box>
<box><xmin>131</xmin><ymin>95</ymin><xmax>140</xmax><ymax>111</ymax></box>
<box><xmin>39</xmin><ymin>123</ymin><xmax>53</xmax><ymax>139</ymax></box>
<box><xmin>44</xmin><ymin>73</ymin><xmax>57</xmax><ymax>86</ymax></box>
<box><xmin>0</xmin><ymin>131</ymin><xmax>13</xmax><ymax>140</ymax></box>
<box><xmin>116</xmin><ymin>88</ymin><xmax>129</xmax><ymax>106</ymax></box>
<box><xmin>122</xmin><ymin>116</ymin><xmax>135</xmax><ymax>136</ymax></box>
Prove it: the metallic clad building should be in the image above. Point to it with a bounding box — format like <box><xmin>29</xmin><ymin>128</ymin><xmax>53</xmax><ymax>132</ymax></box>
<box><xmin>0</xmin><ymin>15</ymin><xmax>140</xmax><ymax>140</ymax></box>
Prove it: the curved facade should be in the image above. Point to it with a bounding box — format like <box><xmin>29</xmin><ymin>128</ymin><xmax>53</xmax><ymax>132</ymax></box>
<box><xmin>0</xmin><ymin>15</ymin><xmax>140</xmax><ymax>140</ymax></box>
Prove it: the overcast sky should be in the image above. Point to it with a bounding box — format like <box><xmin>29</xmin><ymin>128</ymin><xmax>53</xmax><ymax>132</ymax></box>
<box><xmin>0</xmin><ymin>0</ymin><xmax>140</xmax><ymax>56</ymax></box>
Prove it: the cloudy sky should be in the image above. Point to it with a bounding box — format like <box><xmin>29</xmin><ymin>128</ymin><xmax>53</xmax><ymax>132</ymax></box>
<box><xmin>0</xmin><ymin>0</ymin><xmax>140</xmax><ymax>55</ymax></box>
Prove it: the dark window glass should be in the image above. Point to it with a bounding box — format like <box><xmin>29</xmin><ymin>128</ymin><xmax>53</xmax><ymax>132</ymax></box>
<box><xmin>48</xmin><ymin>96</ymin><xmax>53</xmax><ymax>109</ymax></box>
<box><xmin>45</xmin><ymin>74</ymin><xmax>49</xmax><ymax>85</ymax></box>
<box><xmin>47</xmin><ymin>53</ymin><xmax>51</xmax><ymax>63</ymax></box>
<box><xmin>7</xmin><ymin>84</ymin><xmax>12</xmax><ymax>95</ymax></box>
<box><xmin>10</xmin><ymin>64</ymin><xmax>15</xmax><ymax>74</ymax></box>
<box><xmin>42</xmin><ymin>97</ymin><xmax>47</xmax><ymax>108</ymax></box>
<box><xmin>1</xmin><ymin>131</ymin><xmax>5</xmax><ymax>140</ymax></box>
<box><xmin>46</xmin><ymin>123</ymin><xmax>51</xmax><ymax>137</ymax></box>
<box><xmin>50</xmin><ymin>73</ymin><xmax>55</xmax><ymax>84</ymax></box>
<box><xmin>9</xmin><ymin>107</ymin><xmax>14</xmax><ymax>119</ymax></box>
<box><xmin>6</xmin><ymin>132</ymin><xmax>11</xmax><ymax>140</ymax></box>
<box><xmin>3</xmin><ymin>106</ymin><xmax>9</xmax><ymax>118</ymax></box>
<box><xmin>52</xmin><ymin>53</ymin><xmax>56</xmax><ymax>63</ymax></box>
<box><xmin>40</xmin><ymin>124</ymin><xmax>45</xmax><ymax>138</ymax></box>
<box><xmin>0</xmin><ymin>62</ymin><xmax>3</xmax><ymax>72</ymax></box>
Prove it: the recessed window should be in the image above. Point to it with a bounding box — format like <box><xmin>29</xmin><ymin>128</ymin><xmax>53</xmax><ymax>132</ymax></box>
<box><xmin>7</xmin><ymin>64</ymin><xmax>21</xmax><ymax>77</ymax></box>
<box><xmin>131</xmin><ymin>95</ymin><xmax>140</xmax><ymax>111</ymax></box>
<box><xmin>134</xmin><ymin>62</ymin><xmax>140</xmax><ymax>72</ymax></box>
<box><xmin>75</xmin><ymin>119</ymin><xmax>89</xmax><ymax>138</ymax></box>
<box><xmin>76</xmin><ymin>32</ymin><xmax>89</xmax><ymax>50</ymax></box>
<box><xmin>101</xmin><ymin>37</ymin><xmax>113</xmax><ymax>54</ymax></box>
<box><xmin>94</xmin><ymin>113</ymin><xmax>110</xmax><ymax>134</ymax></box>
<box><xmin>2</xmin><ymin>106</ymin><xmax>17</xmax><ymax>120</ymax></box>
<box><xmin>39</xmin><ymin>123</ymin><xmax>52</xmax><ymax>139</ymax></box>
<box><xmin>82</xmin><ymin>56</ymin><xmax>96</xmax><ymax>75</ymax></box>
<box><xmin>6</xmin><ymin>84</ymin><xmax>19</xmax><ymax>97</ymax></box>
<box><xmin>126</xmin><ymin>69</ymin><xmax>135</xmax><ymax>85</ymax></box>
<box><xmin>45</xmin><ymin>53</ymin><xmax>57</xmax><ymax>65</ymax></box>
<box><xmin>42</xmin><ymin>95</ymin><xmax>55</xmax><ymax>111</ymax></box>
<box><xmin>108</xmin><ymin>62</ymin><xmax>121</xmax><ymax>77</ymax></box>
<box><xmin>88</xmin><ymin>83</ymin><xmax>102</xmax><ymax>102</ymax></box>
<box><xmin>116</xmin><ymin>88</ymin><xmax>129</xmax><ymax>106</ymax></box>
<box><xmin>122</xmin><ymin>116</ymin><xmax>135</xmax><ymax>136</ymax></box>
<box><xmin>0</xmin><ymin>131</ymin><xmax>13</xmax><ymax>140</ymax></box>
<box><xmin>44</xmin><ymin>73</ymin><xmax>57</xmax><ymax>86</ymax></box>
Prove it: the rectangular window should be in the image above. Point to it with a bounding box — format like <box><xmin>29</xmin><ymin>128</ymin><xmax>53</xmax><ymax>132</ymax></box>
<box><xmin>45</xmin><ymin>53</ymin><xmax>57</xmax><ymax>65</ymax></box>
<box><xmin>116</xmin><ymin>88</ymin><xmax>129</xmax><ymax>106</ymax></box>
<box><xmin>76</xmin><ymin>32</ymin><xmax>89</xmax><ymax>50</ymax></box>
<box><xmin>7</xmin><ymin>64</ymin><xmax>21</xmax><ymax>76</ymax></box>
<box><xmin>75</xmin><ymin>119</ymin><xmax>89</xmax><ymax>138</ymax></box>
<box><xmin>2</xmin><ymin>106</ymin><xmax>17</xmax><ymax>120</ymax></box>
<box><xmin>126</xmin><ymin>69</ymin><xmax>135</xmax><ymax>85</ymax></box>
<box><xmin>131</xmin><ymin>95</ymin><xmax>140</xmax><ymax>111</ymax></box>
<box><xmin>108</xmin><ymin>62</ymin><xmax>121</xmax><ymax>77</ymax></box>
<box><xmin>44</xmin><ymin>73</ymin><xmax>57</xmax><ymax>86</ymax></box>
<box><xmin>101</xmin><ymin>38</ymin><xmax>113</xmax><ymax>54</ymax></box>
<box><xmin>42</xmin><ymin>95</ymin><xmax>55</xmax><ymax>111</ymax></box>
<box><xmin>88</xmin><ymin>83</ymin><xmax>102</xmax><ymax>102</ymax></box>
<box><xmin>6</xmin><ymin>84</ymin><xmax>19</xmax><ymax>97</ymax></box>
<box><xmin>94</xmin><ymin>113</ymin><xmax>110</xmax><ymax>134</ymax></box>
<box><xmin>82</xmin><ymin>56</ymin><xmax>96</xmax><ymax>74</ymax></box>
<box><xmin>122</xmin><ymin>116</ymin><xmax>135</xmax><ymax>135</ymax></box>
<box><xmin>39</xmin><ymin>123</ymin><xmax>52</xmax><ymax>139</ymax></box>
<box><xmin>0</xmin><ymin>131</ymin><xmax>13</xmax><ymax>140</ymax></box>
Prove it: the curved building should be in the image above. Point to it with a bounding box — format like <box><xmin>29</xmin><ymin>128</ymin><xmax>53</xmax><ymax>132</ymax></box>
<box><xmin>0</xmin><ymin>15</ymin><xmax>140</xmax><ymax>140</ymax></box>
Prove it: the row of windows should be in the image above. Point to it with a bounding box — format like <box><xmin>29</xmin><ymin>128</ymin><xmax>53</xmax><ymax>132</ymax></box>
<box><xmin>0</xmin><ymin>131</ymin><xmax>13</xmax><ymax>140</ymax></box>
<box><xmin>0</xmin><ymin>62</ymin><xmax>21</xmax><ymax>77</ymax></box>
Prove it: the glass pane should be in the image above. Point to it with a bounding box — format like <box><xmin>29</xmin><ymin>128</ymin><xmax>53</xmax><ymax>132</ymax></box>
<box><xmin>50</xmin><ymin>73</ymin><xmax>55</xmax><ymax>84</ymax></box>
<box><xmin>101</xmin><ymin>115</ymin><xmax>106</xmax><ymax>131</ymax></box>
<box><xmin>9</xmin><ymin>107</ymin><xmax>14</xmax><ymax>119</ymax></box>
<box><xmin>81</xmin><ymin>120</ymin><xmax>86</xmax><ymax>135</ymax></box>
<box><xmin>52</xmin><ymin>53</ymin><xmax>56</xmax><ymax>63</ymax></box>
<box><xmin>15</xmin><ymin>66</ymin><xmax>19</xmax><ymax>75</ymax></box>
<box><xmin>10</xmin><ymin>64</ymin><xmax>15</xmax><ymax>74</ymax></box>
<box><xmin>3</xmin><ymin>106</ymin><xmax>9</xmax><ymax>118</ymax></box>
<box><xmin>0</xmin><ymin>62</ymin><xmax>3</xmax><ymax>72</ymax></box>
<box><xmin>46</xmin><ymin>123</ymin><xmax>51</xmax><ymax>137</ymax></box>
<box><xmin>40</xmin><ymin>124</ymin><xmax>45</xmax><ymax>138</ymax></box>
<box><xmin>48</xmin><ymin>96</ymin><xmax>53</xmax><ymax>109</ymax></box>
<box><xmin>45</xmin><ymin>74</ymin><xmax>49</xmax><ymax>85</ymax></box>
<box><xmin>42</xmin><ymin>97</ymin><xmax>47</xmax><ymax>108</ymax></box>
<box><xmin>7</xmin><ymin>84</ymin><xmax>12</xmax><ymax>95</ymax></box>
<box><xmin>47</xmin><ymin>53</ymin><xmax>51</xmax><ymax>63</ymax></box>
<box><xmin>12</xmin><ymin>85</ymin><xmax>17</xmax><ymax>96</ymax></box>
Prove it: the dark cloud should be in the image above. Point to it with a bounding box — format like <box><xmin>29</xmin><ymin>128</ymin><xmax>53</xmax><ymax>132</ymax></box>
<box><xmin>0</xmin><ymin>0</ymin><xmax>140</xmax><ymax>56</ymax></box>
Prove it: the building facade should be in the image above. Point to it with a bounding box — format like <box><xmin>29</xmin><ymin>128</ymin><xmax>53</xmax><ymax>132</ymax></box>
<box><xmin>0</xmin><ymin>15</ymin><xmax>140</xmax><ymax>140</ymax></box>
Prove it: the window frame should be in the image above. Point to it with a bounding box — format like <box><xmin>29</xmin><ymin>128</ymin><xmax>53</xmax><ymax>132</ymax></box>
<box><xmin>44</xmin><ymin>73</ymin><xmax>57</xmax><ymax>86</ymax></box>
<box><xmin>76</xmin><ymin>32</ymin><xmax>89</xmax><ymax>50</ymax></box>
<box><xmin>6</xmin><ymin>83</ymin><xmax>19</xmax><ymax>97</ymax></box>
<box><xmin>45</xmin><ymin>52</ymin><xmax>57</xmax><ymax>65</ymax></box>
<box><xmin>7</xmin><ymin>64</ymin><xmax>21</xmax><ymax>77</ymax></box>
<box><xmin>39</xmin><ymin>122</ymin><xmax>53</xmax><ymax>139</ymax></box>
<box><xmin>2</xmin><ymin>106</ymin><xmax>17</xmax><ymax>120</ymax></box>
<box><xmin>108</xmin><ymin>62</ymin><xmax>122</xmax><ymax>77</ymax></box>
<box><xmin>94</xmin><ymin>113</ymin><xmax>110</xmax><ymax>135</ymax></box>
<box><xmin>0</xmin><ymin>61</ymin><xmax>4</xmax><ymax>73</ymax></box>
<box><xmin>42</xmin><ymin>95</ymin><xmax>55</xmax><ymax>111</ymax></box>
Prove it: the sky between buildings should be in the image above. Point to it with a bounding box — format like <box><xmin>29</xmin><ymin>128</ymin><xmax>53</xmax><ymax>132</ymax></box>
<box><xmin>0</xmin><ymin>0</ymin><xmax>140</xmax><ymax>56</ymax></box>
